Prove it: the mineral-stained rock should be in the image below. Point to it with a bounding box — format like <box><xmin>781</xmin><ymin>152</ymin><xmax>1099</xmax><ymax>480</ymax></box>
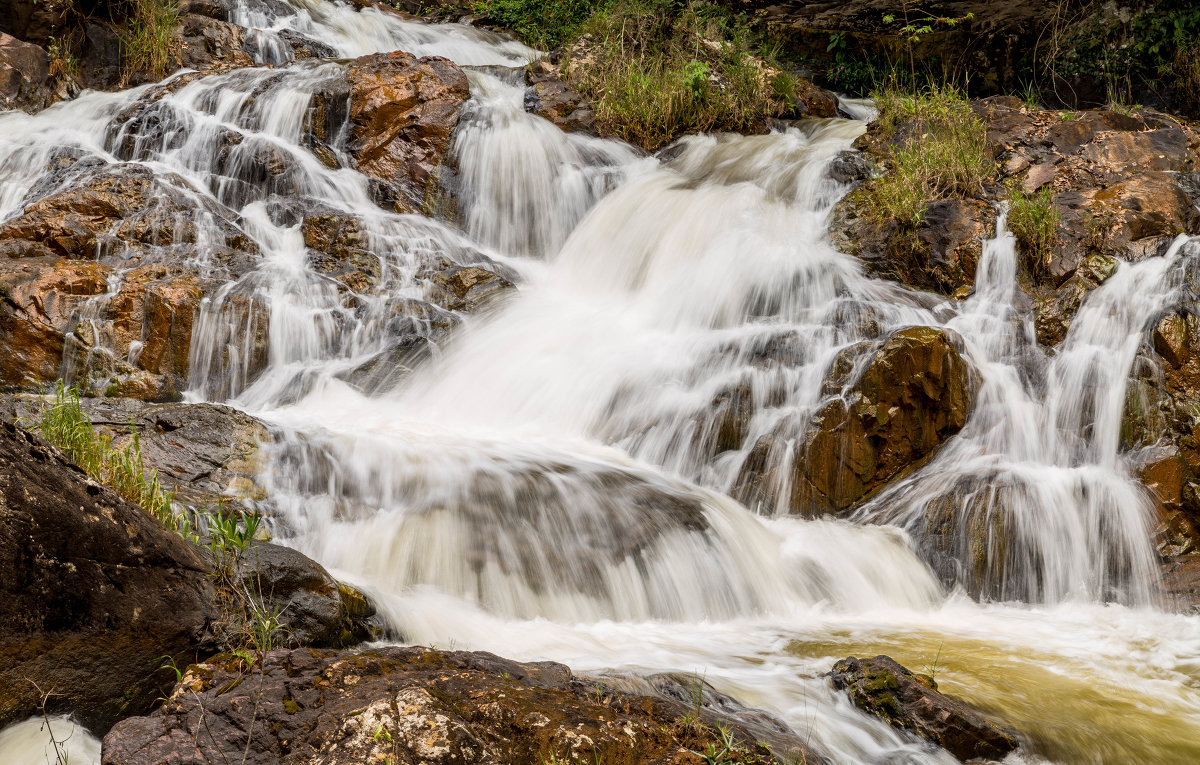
<box><xmin>313</xmin><ymin>50</ymin><xmax>470</xmax><ymax>212</ymax></box>
<box><xmin>0</xmin><ymin>421</ymin><xmax>219</xmax><ymax>733</ymax></box>
<box><xmin>0</xmin><ymin>160</ymin><xmax>258</xmax><ymax>398</ymax></box>
<box><xmin>102</xmin><ymin>646</ymin><xmax>795</xmax><ymax>765</ymax></box>
<box><xmin>735</xmin><ymin>326</ymin><xmax>975</xmax><ymax>516</ymax></box>
<box><xmin>829</xmin><ymin>655</ymin><xmax>1019</xmax><ymax>762</ymax></box>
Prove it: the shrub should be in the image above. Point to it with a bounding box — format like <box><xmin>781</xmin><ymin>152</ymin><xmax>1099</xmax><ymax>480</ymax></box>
<box><xmin>474</xmin><ymin>0</ymin><xmax>601</xmax><ymax>49</ymax></box>
<box><xmin>865</xmin><ymin>82</ymin><xmax>993</xmax><ymax>227</ymax></box>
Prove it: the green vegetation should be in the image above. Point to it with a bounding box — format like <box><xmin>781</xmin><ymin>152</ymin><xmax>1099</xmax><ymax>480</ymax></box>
<box><xmin>864</xmin><ymin>83</ymin><xmax>993</xmax><ymax>228</ymax></box>
<box><xmin>32</xmin><ymin>381</ymin><xmax>178</xmax><ymax>529</ymax></box>
<box><xmin>1006</xmin><ymin>181</ymin><xmax>1060</xmax><ymax>274</ymax></box>
<box><xmin>693</xmin><ymin>723</ymin><xmax>753</xmax><ymax>764</ymax></box>
<box><xmin>1048</xmin><ymin>3</ymin><xmax>1200</xmax><ymax>114</ymax></box>
<box><xmin>473</xmin><ymin>0</ymin><xmax>792</xmax><ymax>150</ymax></box>
<box><xmin>566</xmin><ymin>0</ymin><xmax>786</xmax><ymax>149</ymax></box>
<box><xmin>122</xmin><ymin>0</ymin><xmax>180</xmax><ymax>81</ymax></box>
<box><xmin>473</xmin><ymin>0</ymin><xmax>595</xmax><ymax>49</ymax></box>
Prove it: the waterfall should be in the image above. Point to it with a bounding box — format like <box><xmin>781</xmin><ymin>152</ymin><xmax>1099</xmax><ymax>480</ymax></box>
<box><xmin>4</xmin><ymin>1</ymin><xmax>1200</xmax><ymax>763</ymax></box>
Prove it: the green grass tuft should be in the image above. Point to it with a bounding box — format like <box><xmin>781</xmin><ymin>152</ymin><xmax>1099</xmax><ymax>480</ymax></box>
<box><xmin>124</xmin><ymin>0</ymin><xmax>179</xmax><ymax>81</ymax></box>
<box><xmin>32</xmin><ymin>381</ymin><xmax>179</xmax><ymax>528</ymax></box>
<box><xmin>562</xmin><ymin>0</ymin><xmax>785</xmax><ymax>150</ymax></box>
<box><xmin>1006</xmin><ymin>181</ymin><xmax>1060</xmax><ymax>273</ymax></box>
<box><xmin>865</xmin><ymin>82</ymin><xmax>994</xmax><ymax>227</ymax></box>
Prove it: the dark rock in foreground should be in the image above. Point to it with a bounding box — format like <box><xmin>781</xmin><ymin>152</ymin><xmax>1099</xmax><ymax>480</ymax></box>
<box><xmin>0</xmin><ymin>419</ymin><xmax>379</xmax><ymax>733</ymax></box>
<box><xmin>0</xmin><ymin>421</ymin><xmax>218</xmax><ymax>733</ymax></box>
<box><xmin>102</xmin><ymin>646</ymin><xmax>802</xmax><ymax>765</ymax></box>
<box><xmin>829</xmin><ymin>655</ymin><xmax>1019</xmax><ymax>763</ymax></box>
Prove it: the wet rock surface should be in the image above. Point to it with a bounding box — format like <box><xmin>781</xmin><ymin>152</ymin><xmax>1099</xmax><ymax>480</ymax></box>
<box><xmin>326</xmin><ymin>50</ymin><xmax>471</xmax><ymax>213</ymax></box>
<box><xmin>102</xmin><ymin>646</ymin><xmax>795</xmax><ymax>765</ymax></box>
<box><xmin>736</xmin><ymin>326</ymin><xmax>975</xmax><ymax>516</ymax></box>
<box><xmin>0</xmin><ymin>421</ymin><xmax>219</xmax><ymax>734</ymax></box>
<box><xmin>0</xmin><ymin>159</ymin><xmax>259</xmax><ymax>398</ymax></box>
<box><xmin>829</xmin><ymin>655</ymin><xmax>1019</xmax><ymax>763</ymax></box>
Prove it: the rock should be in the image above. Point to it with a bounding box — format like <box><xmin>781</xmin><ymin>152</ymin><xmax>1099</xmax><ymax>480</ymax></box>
<box><xmin>428</xmin><ymin>264</ymin><xmax>515</xmax><ymax>312</ymax></box>
<box><xmin>0</xmin><ymin>395</ymin><xmax>271</xmax><ymax>511</ymax></box>
<box><xmin>0</xmin><ymin>421</ymin><xmax>219</xmax><ymax>734</ymax></box>
<box><xmin>524</xmin><ymin>59</ymin><xmax>595</xmax><ymax>133</ymax></box>
<box><xmin>0</xmin><ymin>31</ymin><xmax>50</xmax><ymax>111</ymax></box>
<box><xmin>234</xmin><ymin>543</ymin><xmax>382</xmax><ymax>648</ymax></box>
<box><xmin>830</xmin><ymin>192</ymin><xmax>994</xmax><ymax>296</ymax></box>
<box><xmin>735</xmin><ymin>327</ymin><xmax>975</xmax><ymax>516</ymax></box>
<box><xmin>0</xmin><ymin>161</ymin><xmax>258</xmax><ymax>398</ymax></box>
<box><xmin>826</xmin><ymin>150</ymin><xmax>872</xmax><ymax>184</ymax></box>
<box><xmin>336</xmin><ymin>50</ymin><xmax>470</xmax><ymax>212</ymax></box>
<box><xmin>102</xmin><ymin>646</ymin><xmax>788</xmax><ymax>765</ymax></box>
<box><xmin>176</xmin><ymin>13</ymin><xmax>254</xmax><ymax>74</ymax></box>
<box><xmin>829</xmin><ymin>655</ymin><xmax>1019</xmax><ymax>762</ymax></box>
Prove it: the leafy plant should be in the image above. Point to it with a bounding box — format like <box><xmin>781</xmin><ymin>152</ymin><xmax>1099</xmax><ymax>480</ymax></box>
<box><xmin>693</xmin><ymin>723</ymin><xmax>751</xmax><ymax>764</ymax></box>
<box><xmin>473</xmin><ymin>0</ymin><xmax>601</xmax><ymax>49</ymax></box>
<box><xmin>882</xmin><ymin>2</ymin><xmax>974</xmax><ymax>88</ymax></box>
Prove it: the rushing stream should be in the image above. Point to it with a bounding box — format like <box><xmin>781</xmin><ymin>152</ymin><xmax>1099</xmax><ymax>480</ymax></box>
<box><xmin>2</xmin><ymin>1</ymin><xmax>1200</xmax><ymax>762</ymax></box>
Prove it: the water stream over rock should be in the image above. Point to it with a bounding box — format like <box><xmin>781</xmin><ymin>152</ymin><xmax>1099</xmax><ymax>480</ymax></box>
<box><xmin>2</xmin><ymin>1</ymin><xmax>1200</xmax><ymax>762</ymax></box>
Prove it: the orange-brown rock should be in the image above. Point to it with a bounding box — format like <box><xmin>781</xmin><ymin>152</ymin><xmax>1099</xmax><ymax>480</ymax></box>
<box><xmin>341</xmin><ymin>50</ymin><xmax>470</xmax><ymax>211</ymax></box>
<box><xmin>735</xmin><ymin>326</ymin><xmax>975</xmax><ymax>516</ymax></box>
<box><xmin>0</xmin><ymin>162</ymin><xmax>257</xmax><ymax>398</ymax></box>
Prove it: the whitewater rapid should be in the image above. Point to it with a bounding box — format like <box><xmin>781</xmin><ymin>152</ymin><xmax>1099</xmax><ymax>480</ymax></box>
<box><xmin>2</xmin><ymin>1</ymin><xmax>1200</xmax><ymax>763</ymax></box>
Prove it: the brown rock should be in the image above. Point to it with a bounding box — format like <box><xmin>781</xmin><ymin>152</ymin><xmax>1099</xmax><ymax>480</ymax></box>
<box><xmin>102</xmin><ymin>646</ymin><xmax>793</xmax><ymax>765</ymax></box>
<box><xmin>0</xmin><ymin>30</ymin><xmax>50</xmax><ymax>111</ymax></box>
<box><xmin>1154</xmin><ymin>314</ymin><xmax>1190</xmax><ymax>368</ymax></box>
<box><xmin>341</xmin><ymin>50</ymin><xmax>470</xmax><ymax>211</ymax></box>
<box><xmin>736</xmin><ymin>327</ymin><xmax>975</xmax><ymax>516</ymax></box>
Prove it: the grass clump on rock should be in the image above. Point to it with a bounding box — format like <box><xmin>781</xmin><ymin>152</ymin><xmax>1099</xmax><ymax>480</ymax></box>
<box><xmin>123</xmin><ymin>0</ymin><xmax>180</xmax><ymax>81</ymax></box>
<box><xmin>1005</xmin><ymin>181</ymin><xmax>1060</xmax><ymax>274</ymax></box>
<box><xmin>565</xmin><ymin>0</ymin><xmax>785</xmax><ymax>150</ymax></box>
<box><xmin>475</xmin><ymin>0</ymin><xmax>793</xmax><ymax>150</ymax></box>
<box><xmin>865</xmin><ymin>83</ymin><xmax>994</xmax><ymax>228</ymax></box>
<box><xmin>32</xmin><ymin>381</ymin><xmax>178</xmax><ymax>527</ymax></box>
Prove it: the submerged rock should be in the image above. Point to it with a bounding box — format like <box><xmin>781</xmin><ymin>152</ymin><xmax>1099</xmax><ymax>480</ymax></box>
<box><xmin>102</xmin><ymin>646</ymin><xmax>789</xmax><ymax>765</ymax></box>
<box><xmin>829</xmin><ymin>655</ymin><xmax>1019</xmax><ymax>762</ymax></box>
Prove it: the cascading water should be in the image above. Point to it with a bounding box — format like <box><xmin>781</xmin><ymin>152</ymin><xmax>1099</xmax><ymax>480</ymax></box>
<box><xmin>3</xmin><ymin>1</ymin><xmax>1200</xmax><ymax>762</ymax></box>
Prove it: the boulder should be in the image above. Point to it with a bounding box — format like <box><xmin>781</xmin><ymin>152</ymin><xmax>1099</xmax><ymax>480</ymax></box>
<box><xmin>829</xmin><ymin>655</ymin><xmax>1019</xmax><ymax>762</ymax></box>
<box><xmin>0</xmin><ymin>421</ymin><xmax>219</xmax><ymax>733</ymax></box>
<box><xmin>314</xmin><ymin>50</ymin><xmax>470</xmax><ymax>213</ymax></box>
<box><xmin>0</xmin><ymin>161</ymin><xmax>258</xmax><ymax>398</ymax></box>
<box><xmin>525</xmin><ymin>59</ymin><xmax>595</xmax><ymax>133</ymax></box>
<box><xmin>0</xmin><ymin>31</ymin><xmax>50</xmax><ymax>111</ymax></box>
<box><xmin>0</xmin><ymin>395</ymin><xmax>271</xmax><ymax>511</ymax></box>
<box><xmin>233</xmin><ymin>542</ymin><xmax>382</xmax><ymax>648</ymax></box>
<box><xmin>735</xmin><ymin>327</ymin><xmax>976</xmax><ymax>516</ymax></box>
<box><xmin>102</xmin><ymin>646</ymin><xmax>789</xmax><ymax>765</ymax></box>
